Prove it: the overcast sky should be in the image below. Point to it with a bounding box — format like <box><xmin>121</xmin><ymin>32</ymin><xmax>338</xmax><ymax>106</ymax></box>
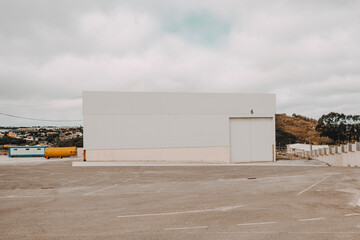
<box><xmin>1</xmin><ymin>0</ymin><xmax>359</xmax><ymax>126</ymax></box>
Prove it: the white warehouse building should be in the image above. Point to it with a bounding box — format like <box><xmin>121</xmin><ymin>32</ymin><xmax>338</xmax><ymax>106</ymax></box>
<box><xmin>83</xmin><ymin>92</ymin><xmax>276</xmax><ymax>163</ymax></box>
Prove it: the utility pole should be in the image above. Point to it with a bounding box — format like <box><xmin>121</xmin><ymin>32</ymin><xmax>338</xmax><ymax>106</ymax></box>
<box><xmin>309</xmin><ymin>124</ymin><xmax>313</xmax><ymax>156</ymax></box>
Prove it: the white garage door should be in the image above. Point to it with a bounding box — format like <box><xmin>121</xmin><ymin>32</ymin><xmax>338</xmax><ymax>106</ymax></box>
<box><xmin>230</xmin><ymin>118</ymin><xmax>274</xmax><ymax>162</ymax></box>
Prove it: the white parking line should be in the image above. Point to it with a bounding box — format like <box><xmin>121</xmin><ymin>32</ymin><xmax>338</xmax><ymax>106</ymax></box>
<box><xmin>297</xmin><ymin>175</ymin><xmax>331</xmax><ymax>196</ymax></box>
<box><xmin>164</xmin><ymin>226</ymin><xmax>208</xmax><ymax>230</ymax></box>
<box><xmin>155</xmin><ymin>188</ymin><xmax>165</xmax><ymax>193</ymax></box>
<box><xmin>60</xmin><ymin>179</ymin><xmax>79</xmax><ymax>186</ymax></box>
<box><xmin>84</xmin><ymin>178</ymin><xmax>134</xmax><ymax>196</ymax></box>
<box><xmin>117</xmin><ymin>205</ymin><xmax>243</xmax><ymax>218</ymax></box>
<box><xmin>217</xmin><ymin>231</ymin><xmax>360</xmax><ymax>234</ymax></box>
<box><xmin>87</xmin><ymin>178</ymin><xmax>106</xmax><ymax>186</ymax></box>
<box><xmin>0</xmin><ymin>174</ymin><xmax>12</xmax><ymax>177</ymax></box>
<box><xmin>345</xmin><ymin>213</ymin><xmax>360</xmax><ymax>217</ymax></box>
<box><xmin>256</xmin><ymin>174</ymin><xmax>332</xmax><ymax>181</ymax></box>
<box><xmin>237</xmin><ymin>222</ymin><xmax>277</xmax><ymax>226</ymax></box>
<box><xmin>121</xmin><ymin>178</ymin><xmax>133</xmax><ymax>184</ymax></box>
<box><xmin>299</xmin><ymin>217</ymin><xmax>326</xmax><ymax>222</ymax></box>
<box><xmin>84</xmin><ymin>184</ymin><xmax>118</xmax><ymax>196</ymax></box>
<box><xmin>0</xmin><ymin>195</ymin><xmax>52</xmax><ymax>198</ymax></box>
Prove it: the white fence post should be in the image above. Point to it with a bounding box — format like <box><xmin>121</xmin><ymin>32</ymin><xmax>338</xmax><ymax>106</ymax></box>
<box><xmin>342</xmin><ymin>144</ymin><xmax>348</xmax><ymax>153</ymax></box>
<box><xmin>330</xmin><ymin>147</ymin><xmax>335</xmax><ymax>155</ymax></box>
<box><xmin>324</xmin><ymin>148</ymin><xmax>329</xmax><ymax>155</ymax></box>
<box><xmin>356</xmin><ymin>142</ymin><xmax>360</xmax><ymax>151</ymax></box>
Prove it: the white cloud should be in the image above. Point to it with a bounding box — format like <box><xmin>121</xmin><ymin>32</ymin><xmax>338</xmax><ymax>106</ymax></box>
<box><xmin>79</xmin><ymin>8</ymin><xmax>160</xmax><ymax>53</ymax></box>
<box><xmin>0</xmin><ymin>0</ymin><xmax>360</xmax><ymax>126</ymax></box>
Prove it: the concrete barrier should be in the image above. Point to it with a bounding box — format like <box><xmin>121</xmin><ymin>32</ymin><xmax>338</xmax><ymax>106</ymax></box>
<box><xmin>335</xmin><ymin>146</ymin><xmax>341</xmax><ymax>154</ymax></box>
<box><xmin>342</xmin><ymin>145</ymin><xmax>348</xmax><ymax>153</ymax></box>
<box><xmin>288</xmin><ymin>142</ymin><xmax>360</xmax><ymax>167</ymax></box>
<box><xmin>77</xmin><ymin>148</ymin><xmax>84</xmax><ymax>158</ymax></box>
<box><xmin>349</xmin><ymin>144</ymin><xmax>356</xmax><ymax>152</ymax></box>
<box><xmin>315</xmin><ymin>142</ymin><xmax>360</xmax><ymax>167</ymax></box>
<box><xmin>315</xmin><ymin>149</ymin><xmax>320</xmax><ymax>156</ymax></box>
<box><xmin>290</xmin><ymin>148</ymin><xmax>309</xmax><ymax>158</ymax></box>
<box><xmin>324</xmin><ymin>148</ymin><xmax>329</xmax><ymax>155</ymax></box>
<box><xmin>287</xmin><ymin>142</ymin><xmax>360</xmax><ymax>167</ymax></box>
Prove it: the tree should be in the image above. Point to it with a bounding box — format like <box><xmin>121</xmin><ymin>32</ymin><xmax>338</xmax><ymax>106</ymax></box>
<box><xmin>0</xmin><ymin>136</ymin><xmax>26</xmax><ymax>145</ymax></box>
<box><xmin>316</xmin><ymin>112</ymin><xmax>360</xmax><ymax>143</ymax></box>
<box><xmin>46</xmin><ymin>134</ymin><xmax>59</xmax><ymax>143</ymax></box>
<box><xmin>276</xmin><ymin>113</ymin><xmax>332</xmax><ymax>147</ymax></box>
<box><xmin>57</xmin><ymin>136</ymin><xmax>83</xmax><ymax>147</ymax></box>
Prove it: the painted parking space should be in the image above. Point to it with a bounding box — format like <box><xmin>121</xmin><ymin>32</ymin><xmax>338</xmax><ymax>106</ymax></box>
<box><xmin>0</xmin><ymin>160</ymin><xmax>360</xmax><ymax>239</ymax></box>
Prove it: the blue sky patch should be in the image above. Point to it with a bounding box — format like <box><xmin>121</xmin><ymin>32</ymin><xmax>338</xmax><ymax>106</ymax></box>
<box><xmin>164</xmin><ymin>11</ymin><xmax>231</xmax><ymax>45</ymax></box>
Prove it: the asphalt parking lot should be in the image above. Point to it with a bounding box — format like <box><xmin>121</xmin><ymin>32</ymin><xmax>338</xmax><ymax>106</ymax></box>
<box><xmin>1</xmin><ymin>159</ymin><xmax>360</xmax><ymax>240</ymax></box>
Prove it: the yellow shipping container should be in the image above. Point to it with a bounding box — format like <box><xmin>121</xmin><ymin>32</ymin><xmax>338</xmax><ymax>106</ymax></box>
<box><xmin>1</xmin><ymin>145</ymin><xmax>13</xmax><ymax>149</ymax></box>
<box><xmin>44</xmin><ymin>147</ymin><xmax>77</xmax><ymax>159</ymax></box>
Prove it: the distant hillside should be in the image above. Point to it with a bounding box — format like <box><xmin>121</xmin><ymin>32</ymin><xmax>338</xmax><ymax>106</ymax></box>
<box><xmin>276</xmin><ymin>114</ymin><xmax>332</xmax><ymax>147</ymax></box>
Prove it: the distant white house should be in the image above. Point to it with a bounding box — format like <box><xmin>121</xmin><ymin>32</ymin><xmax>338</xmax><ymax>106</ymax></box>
<box><xmin>74</xmin><ymin>132</ymin><xmax>83</xmax><ymax>137</ymax></box>
<box><xmin>25</xmin><ymin>136</ymin><xmax>34</xmax><ymax>141</ymax></box>
<box><xmin>287</xmin><ymin>143</ymin><xmax>329</xmax><ymax>153</ymax></box>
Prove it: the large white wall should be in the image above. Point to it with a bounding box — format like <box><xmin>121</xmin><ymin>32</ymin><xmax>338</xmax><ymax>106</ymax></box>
<box><xmin>85</xmin><ymin>114</ymin><xmax>228</xmax><ymax>149</ymax></box>
<box><xmin>83</xmin><ymin>92</ymin><xmax>276</xmax><ymax>162</ymax></box>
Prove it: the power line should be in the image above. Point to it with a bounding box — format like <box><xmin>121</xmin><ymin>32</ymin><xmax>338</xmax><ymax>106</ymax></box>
<box><xmin>0</xmin><ymin>96</ymin><xmax>82</xmax><ymax>107</ymax></box>
<box><xmin>0</xmin><ymin>112</ymin><xmax>82</xmax><ymax>122</ymax></box>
